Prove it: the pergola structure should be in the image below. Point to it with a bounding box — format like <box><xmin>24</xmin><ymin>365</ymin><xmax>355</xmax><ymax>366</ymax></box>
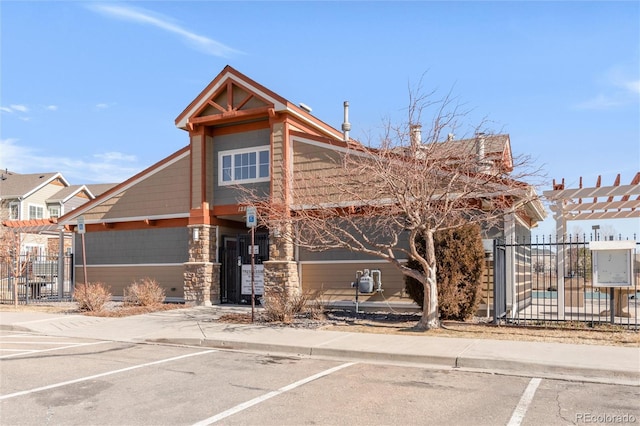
<box><xmin>544</xmin><ymin>172</ymin><xmax>640</xmax><ymax>226</ymax></box>
<box><xmin>543</xmin><ymin>172</ymin><xmax>640</xmax><ymax>318</ymax></box>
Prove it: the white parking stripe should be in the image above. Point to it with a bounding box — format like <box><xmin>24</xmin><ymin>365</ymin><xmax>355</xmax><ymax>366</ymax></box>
<box><xmin>0</xmin><ymin>349</ymin><xmax>216</xmax><ymax>400</ymax></box>
<box><xmin>192</xmin><ymin>362</ymin><xmax>356</xmax><ymax>426</ymax></box>
<box><xmin>507</xmin><ymin>377</ymin><xmax>542</xmax><ymax>426</ymax></box>
<box><xmin>2</xmin><ymin>341</ymin><xmax>98</xmax><ymax>345</ymax></box>
<box><xmin>0</xmin><ymin>341</ymin><xmax>111</xmax><ymax>359</ymax></box>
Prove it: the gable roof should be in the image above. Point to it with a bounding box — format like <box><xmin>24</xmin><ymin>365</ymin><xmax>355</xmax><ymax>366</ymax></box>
<box><xmin>0</xmin><ymin>172</ymin><xmax>69</xmax><ymax>199</ymax></box>
<box><xmin>47</xmin><ymin>185</ymin><xmax>94</xmax><ymax>204</ymax></box>
<box><xmin>175</xmin><ymin>65</ymin><xmax>345</xmax><ymax>141</ymax></box>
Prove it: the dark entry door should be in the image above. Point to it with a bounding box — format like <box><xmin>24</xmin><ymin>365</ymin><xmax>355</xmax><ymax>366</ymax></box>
<box><xmin>221</xmin><ymin>237</ymin><xmax>239</xmax><ymax>303</ymax></box>
<box><xmin>221</xmin><ymin>233</ymin><xmax>270</xmax><ymax>304</ymax></box>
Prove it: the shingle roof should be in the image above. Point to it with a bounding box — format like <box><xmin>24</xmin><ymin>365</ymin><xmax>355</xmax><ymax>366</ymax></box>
<box><xmin>47</xmin><ymin>185</ymin><xmax>91</xmax><ymax>203</ymax></box>
<box><xmin>86</xmin><ymin>183</ymin><xmax>118</xmax><ymax>196</ymax></box>
<box><xmin>0</xmin><ymin>172</ymin><xmax>62</xmax><ymax>198</ymax></box>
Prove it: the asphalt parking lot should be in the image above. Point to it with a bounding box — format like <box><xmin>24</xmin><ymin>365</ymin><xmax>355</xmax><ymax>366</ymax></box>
<box><xmin>1</xmin><ymin>330</ymin><xmax>638</xmax><ymax>426</ymax></box>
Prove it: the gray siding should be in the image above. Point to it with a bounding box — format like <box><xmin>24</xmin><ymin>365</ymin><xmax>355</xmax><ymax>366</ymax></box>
<box><xmin>75</xmin><ymin>228</ymin><xmax>188</xmax><ymax>265</ymax></box>
<box><xmin>299</xmin><ymin>229</ymin><xmax>411</xmax><ymax>262</ymax></box>
<box><xmin>62</xmin><ymin>194</ymin><xmax>89</xmax><ymax>214</ymax></box>
<box><xmin>213</xmin><ymin>128</ymin><xmax>271</xmax><ymax>205</ymax></box>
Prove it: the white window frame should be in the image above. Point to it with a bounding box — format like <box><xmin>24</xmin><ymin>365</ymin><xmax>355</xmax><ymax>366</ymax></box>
<box><xmin>28</xmin><ymin>204</ymin><xmax>44</xmax><ymax>220</ymax></box>
<box><xmin>218</xmin><ymin>146</ymin><xmax>270</xmax><ymax>186</ymax></box>
<box><xmin>9</xmin><ymin>202</ymin><xmax>20</xmax><ymax>220</ymax></box>
<box><xmin>48</xmin><ymin>204</ymin><xmax>60</xmax><ymax>219</ymax></box>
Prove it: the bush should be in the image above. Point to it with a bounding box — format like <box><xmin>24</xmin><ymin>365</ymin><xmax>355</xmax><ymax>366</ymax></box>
<box><xmin>261</xmin><ymin>290</ymin><xmax>309</xmax><ymax>323</ymax></box>
<box><xmin>74</xmin><ymin>282</ymin><xmax>112</xmax><ymax>312</ymax></box>
<box><xmin>124</xmin><ymin>277</ymin><xmax>165</xmax><ymax>307</ymax></box>
<box><xmin>405</xmin><ymin>224</ymin><xmax>485</xmax><ymax>321</ymax></box>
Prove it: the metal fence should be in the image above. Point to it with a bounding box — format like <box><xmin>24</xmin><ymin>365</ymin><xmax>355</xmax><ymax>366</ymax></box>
<box><xmin>494</xmin><ymin>235</ymin><xmax>639</xmax><ymax>330</ymax></box>
<box><xmin>0</xmin><ymin>254</ymin><xmax>74</xmax><ymax>304</ymax></box>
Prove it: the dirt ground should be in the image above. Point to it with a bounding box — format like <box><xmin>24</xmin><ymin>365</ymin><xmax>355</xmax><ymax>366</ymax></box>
<box><xmin>2</xmin><ymin>302</ymin><xmax>638</xmax><ymax>348</ymax></box>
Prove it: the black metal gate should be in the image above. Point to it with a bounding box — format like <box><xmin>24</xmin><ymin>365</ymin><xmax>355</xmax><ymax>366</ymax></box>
<box><xmin>0</xmin><ymin>254</ymin><xmax>74</xmax><ymax>304</ymax></box>
<box><xmin>493</xmin><ymin>235</ymin><xmax>639</xmax><ymax>329</ymax></box>
<box><xmin>220</xmin><ymin>232</ymin><xmax>269</xmax><ymax>304</ymax></box>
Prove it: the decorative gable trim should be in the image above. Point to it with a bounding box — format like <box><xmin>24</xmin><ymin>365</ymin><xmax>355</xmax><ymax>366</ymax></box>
<box><xmin>175</xmin><ymin>66</ymin><xmax>287</xmax><ymax>130</ymax></box>
<box><xmin>175</xmin><ymin>65</ymin><xmax>347</xmax><ymax>142</ymax></box>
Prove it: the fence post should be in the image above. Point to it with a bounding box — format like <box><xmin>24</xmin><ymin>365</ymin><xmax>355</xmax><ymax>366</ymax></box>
<box><xmin>57</xmin><ymin>229</ymin><xmax>65</xmax><ymax>300</ymax></box>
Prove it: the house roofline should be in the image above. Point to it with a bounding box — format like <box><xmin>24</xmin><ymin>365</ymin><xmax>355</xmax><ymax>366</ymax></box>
<box><xmin>58</xmin><ymin>146</ymin><xmax>190</xmax><ymax>225</ymax></box>
<box><xmin>175</xmin><ymin>65</ymin><xmax>348</xmax><ymax>143</ymax></box>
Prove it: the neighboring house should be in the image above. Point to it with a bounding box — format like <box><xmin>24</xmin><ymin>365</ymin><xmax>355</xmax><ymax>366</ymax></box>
<box><xmin>57</xmin><ymin>66</ymin><xmax>546</xmax><ymax>308</ymax></box>
<box><xmin>0</xmin><ymin>170</ymin><xmax>117</xmax><ymax>256</ymax></box>
<box><xmin>0</xmin><ymin>170</ymin><xmax>93</xmax><ymax>256</ymax></box>
<box><xmin>531</xmin><ymin>248</ymin><xmax>556</xmax><ymax>275</ymax></box>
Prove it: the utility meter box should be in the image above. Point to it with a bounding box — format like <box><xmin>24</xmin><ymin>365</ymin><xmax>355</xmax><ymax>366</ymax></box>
<box><xmin>351</xmin><ymin>269</ymin><xmax>382</xmax><ymax>294</ymax></box>
<box><xmin>589</xmin><ymin>241</ymin><xmax>635</xmax><ymax>288</ymax></box>
<box><xmin>358</xmin><ymin>274</ymin><xmax>374</xmax><ymax>293</ymax></box>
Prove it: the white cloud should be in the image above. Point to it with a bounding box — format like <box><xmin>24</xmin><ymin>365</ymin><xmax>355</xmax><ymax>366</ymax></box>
<box><xmin>94</xmin><ymin>152</ymin><xmax>137</xmax><ymax>162</ymax></box>
<box><xmin>0</xmin><ymin>138</ymin><xmax>139</xmax><ymax>184</ymax></box>
<box><xmin>9</xmin><ymin>104</ymin><xmax>29</xmax><ymax>113</ymax></box>
<box><xmin>621</xmin><ymin>79</ymin><xmax>640</xmax><ymax>95</ymax></box>
<box><xmin>45</xmin><ymin>105</ymin><xmax>59</xmax><ymax>111</ymax></box>
<box><xmin>573</xmin><ymin>66</ymin><xmax>640</xmax><ymax>110</ymax></box>
<box><xmin>88</xmin><ymin>4</ymin><xmax>242</xmax><ymax>57</ymax></box>
<box><xmin>95</xmin><ymin>103</ymin><xmax>110</xmax><ymax>109</ymax></box>
<box><xmin>0</xmin><ymin>106</ymin><xmax>13</xmax><ymax>113</ymax></box>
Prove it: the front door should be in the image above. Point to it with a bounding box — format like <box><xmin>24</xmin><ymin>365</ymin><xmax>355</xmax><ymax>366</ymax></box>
<box><xmin>220</xmin><ymin>237</ymin><xmax>240</xmax><ymax>303</ymax></box>
<box><xmin>221</xmin><ymin>233</ymin><xmax>270</xmax><ymax>304</ymax></box>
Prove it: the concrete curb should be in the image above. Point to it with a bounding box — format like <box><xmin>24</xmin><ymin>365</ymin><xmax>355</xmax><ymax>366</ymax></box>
<box><xmin>148</xmin><ymin>337</ymin><xmax>640</xmax><ymax>386</ymax></box>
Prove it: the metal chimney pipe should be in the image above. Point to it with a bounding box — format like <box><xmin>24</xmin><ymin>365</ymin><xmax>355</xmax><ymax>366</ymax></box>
<box><xmin>475</xmin><ymin>132</ymin><xmax>489</xmax><ymax>173</ymax></box>
<box><xmin>342</xmin><ymin>101</ymin><xmax>351</xmax><ymax>142</ymax></box>
<box><xmin>410</xmin><ymin>124</ymin><xmax>422</xmax><ymax>149</ymax></box>
<box><xmin>476</xmin><ymin>134</ymin><xmax>485</xmax><ymax>162</ymax></box>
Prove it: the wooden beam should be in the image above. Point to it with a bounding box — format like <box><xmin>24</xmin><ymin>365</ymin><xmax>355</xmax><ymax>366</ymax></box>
<box><xmin>235</xmin><ymin>93</ymin><xmax>253</xmax><ymax>110</ymax></box>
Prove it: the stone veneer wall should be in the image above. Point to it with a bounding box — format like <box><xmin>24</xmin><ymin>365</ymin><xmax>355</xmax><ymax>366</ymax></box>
<box><xmin>184</xmin><ymin>224</ymin><xmax>220</xmax><ymax>305</ymax></box>
<box><xmin>264</xmin><ymin>227</ymin><xmax>300</xmax><ymax>298</ymax></box>
<box><xmin>263</xmin><ymin>260</ymin><xmax>300</xmax><ymax>298</ymax></box>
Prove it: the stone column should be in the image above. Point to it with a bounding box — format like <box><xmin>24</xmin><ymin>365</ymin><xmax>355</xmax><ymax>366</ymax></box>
<box><xmin>263</xmin><ymin>223</ymin><xmax>300</xmax><ymax>299</ymax></box>
<box><xmin>184</xmin><ymin>224</ymin><xmax>220</xmax><ymax>306</ymax></box>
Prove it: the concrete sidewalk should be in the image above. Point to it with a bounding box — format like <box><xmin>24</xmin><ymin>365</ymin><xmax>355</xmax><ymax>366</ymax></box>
<box><xmin>1</xmin><ymin>306</ymin><xmax>638</xmax><ymax>386</ymax></box>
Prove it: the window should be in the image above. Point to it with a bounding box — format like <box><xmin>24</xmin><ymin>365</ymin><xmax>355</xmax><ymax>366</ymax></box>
<box><xmin>219</xmin><ymin>147</ymin><xmax>270</xmax><ymax>185</ymax></box>
<box><xmin>9</xmin><ymin>202</ymin><xmax>19</xmax><ymax>220</ymax></box>
<box><xmin>29</xmin><ymin>205</ymin><xmax>44</xmax><ymax>219</ymax></box>
<box><xmin>48</xmin><ymin>205</ymin><xmax>60</xmax><ymax>219</ymax></box>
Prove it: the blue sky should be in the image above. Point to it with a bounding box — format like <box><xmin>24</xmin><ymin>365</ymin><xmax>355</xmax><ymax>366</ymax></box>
<box><xmin>1</xmin><ymin>1</ymin><xmax>638</xmax><ymax>238</ymax></box>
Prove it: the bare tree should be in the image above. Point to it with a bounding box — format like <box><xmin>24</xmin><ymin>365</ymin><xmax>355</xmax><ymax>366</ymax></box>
<box><xmin>0</xmin><ymin>220</ymin><xmax>30</xmax><ymax>306</ymax></box>
<box><xmin>244</xmin><ymin>87</ymin><xmax>544</xmax><ymax>330</ymax></box>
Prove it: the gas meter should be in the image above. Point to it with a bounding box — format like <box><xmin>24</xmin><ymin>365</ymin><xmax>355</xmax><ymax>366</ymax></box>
<box><xmin>350</xmin><ymin>269</ymin><xmax>383</xmax><ymax>313</ymax></box>
<box><xmin>352</xmin><ymin>269</ymin><xmax>382</xmax><ymax>293</ymax></box>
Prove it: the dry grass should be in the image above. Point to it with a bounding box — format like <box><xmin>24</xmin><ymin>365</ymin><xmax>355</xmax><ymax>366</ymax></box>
<box><xmin>3</xmin><ymin>303</ymin><xmax>637</xmax><ymax>347</ymax></box>
<box><xmin>74</xmin><ymin>282</ymin><xmax>112</xmax><ymax>312</ymax></box>
<box><xmin>0</xmin><ymin>301</ymin><xmax>185</xmax><ymax>317</ymax></box>
<box><xmin>325</xmin><ymin>320</ymin><xmax>640</xmax><ymax>347</ymax></box>
<box><xmin>124</xmin><ymin>278</ymin><xmax>166</xmax><ymax>307</ymax></box>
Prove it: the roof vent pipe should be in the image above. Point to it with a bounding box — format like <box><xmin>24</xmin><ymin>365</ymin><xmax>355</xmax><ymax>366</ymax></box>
<box><xmin>476</xmin><ymin>132</ymin><xmax>485</xmax><ymax>160</ymax></box>
<box><xmin>299</xmin><ymin>103</ymin><xmax>312</xmax><ymax>113</ymax></box>
<box><xmin>342</xmin><ymin>101</ymin><xmax>351</xmax><ymax>142</ymax></box>
<box><xmin>410</xmin><ymin>124</ymin><xmax>422</xmax><ymax>149</ymax></box>
<box><xmin>475</xmin><ymin>132</ymin><xmax>489</xmax><ymax>173</ymax></box>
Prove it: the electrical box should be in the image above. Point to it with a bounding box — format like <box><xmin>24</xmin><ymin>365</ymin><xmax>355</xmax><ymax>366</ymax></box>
<box><xmin>589</xmin><ymin>241</ymin><xmax>635</xmax><ymax>288</ymax></box>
